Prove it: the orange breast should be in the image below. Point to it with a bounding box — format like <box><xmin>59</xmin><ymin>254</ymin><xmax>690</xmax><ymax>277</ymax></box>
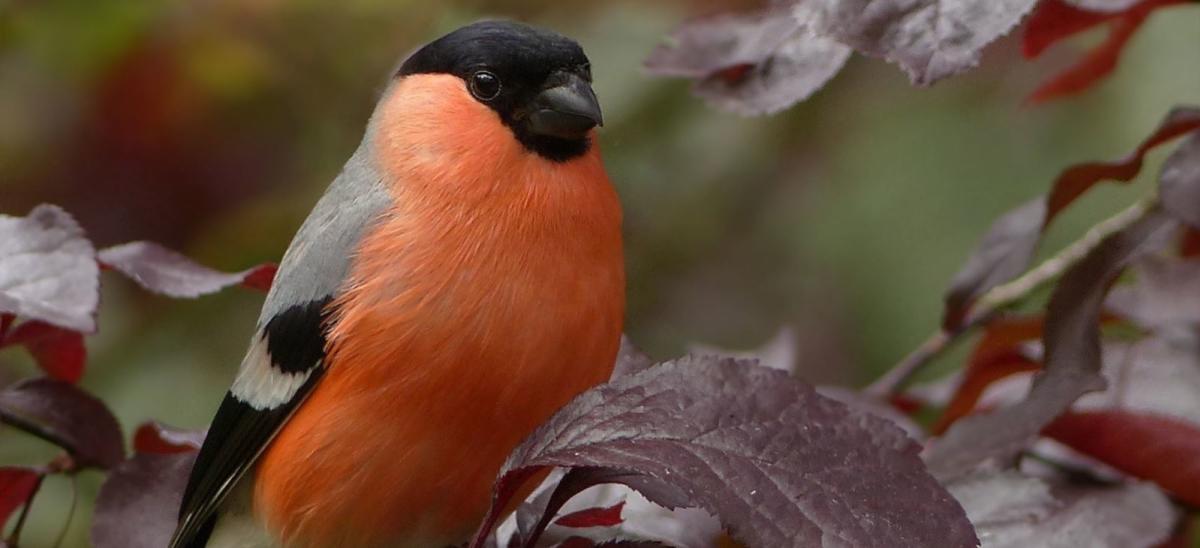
<box><xmin>253</xmin><ymin>74</ymin><xmax>624</xmax><ymax>547</ymax></box>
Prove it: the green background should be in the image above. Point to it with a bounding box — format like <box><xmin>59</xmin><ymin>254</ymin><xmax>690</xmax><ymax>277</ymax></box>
<box><xmin>1</xmin><ymin>0</ymin><xmax>1198</xmax><ymax>545</ymax></box>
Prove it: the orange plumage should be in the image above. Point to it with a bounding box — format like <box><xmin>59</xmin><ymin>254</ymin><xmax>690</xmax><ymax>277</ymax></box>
<box><xmin>253</xmin><ymin>74</ymin><xmax>624</xmax><ymax>546</ymax></box>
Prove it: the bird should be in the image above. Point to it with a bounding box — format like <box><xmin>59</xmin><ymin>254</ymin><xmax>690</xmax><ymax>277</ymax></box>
<box><xmin>171</xmin><ymin>20</ymin><xmax>624</xmax><ymax>548</ymax></box>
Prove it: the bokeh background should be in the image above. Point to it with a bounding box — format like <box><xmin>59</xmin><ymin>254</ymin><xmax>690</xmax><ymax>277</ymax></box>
<box><xmin>1</xmin><ymin>0</ymin><xmax>1198</xmax><ymax>545</ymax></box>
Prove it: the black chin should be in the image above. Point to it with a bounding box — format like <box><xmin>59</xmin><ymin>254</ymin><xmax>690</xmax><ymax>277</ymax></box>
<box><xmin>514</xmin><ymin>130</ymin><xmax>591</xmax><ymax>163</ymax></box>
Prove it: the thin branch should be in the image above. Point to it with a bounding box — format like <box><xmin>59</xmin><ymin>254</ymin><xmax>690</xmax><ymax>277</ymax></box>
<box><xmin>52</xmin><ymin>475</ymin><xmax>77</xmax><ymax>548</ymax></box>
<box><xmin>866</xmin><ymin>197</ymin><xmax>1157</xmax><ymax>398</ymax></box>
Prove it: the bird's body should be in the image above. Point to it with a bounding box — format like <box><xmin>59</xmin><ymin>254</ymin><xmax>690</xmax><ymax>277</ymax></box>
<box><xmin>174</xmin><ymin>22</ymin><xmax>623</xmax><ymax>548</ymax></box>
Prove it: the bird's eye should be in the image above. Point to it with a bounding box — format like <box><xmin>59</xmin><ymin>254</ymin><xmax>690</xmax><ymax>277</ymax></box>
<box><xmin>469</xmin><ymin>71</ymin><xmax>501</xmax><ymax>101</ymax></box>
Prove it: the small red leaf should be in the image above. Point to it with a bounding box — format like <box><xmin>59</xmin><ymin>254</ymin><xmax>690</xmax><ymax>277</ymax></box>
<box><xmin>0</xmin><ymin>320</ymin><xmax>86</xmax><ymax>383</ymax></box>
<box><xmin>1026</xmin><ymin>8</ymin><xmax>1145</xmax><ymax>104</ymax></box>
<box><xmin>1182</xmin><ymin>228</ymin><xmax>1200</xmax><ymax>257</ymax></box>
<box><xmin>0</xmin><ymin>467</ymin><xmax>40</xmax><ymax>530</ymax></box>
<box><xmin>1024</xmin><ymin>0</ymin><xmax>1189</xmax><ymax>104</ymax></box>
<box><xmin>1023</xmin><ymin>0</ymin><xmax>1114</xmax><ymax>58</ymax></box>
<box><xmin>554</xmin><ymin>502</ymin><xmax>625</xmax><ymax>528</ymax></box>
<box><xmin>133</xmin><ymin>421</ymin><xmax>205</xmax><ymax>455</ymax></box>
<box><xmin>933</xmin><ymin>353</ymin><xmax>1041</xmax><ymax>435</ymax></box>
<box><xmin>0</xmin><ymin>313</ymin><xmax>13</xmax><ymax>339</ymax></box>
<box><xmin>240</xmin><ymin>263</ymin><xmax>277</xmax><ymax>292</ymax></box>
<box><xmin>1044</xmin><ymin>107</ymin><xmax>1200</xmax><ymax>228</ymax></box>
<box><xmin>713</xmin><ymin>64</ymin><xmax>754</xmax><ymax>85</ymax></box>
<box><xmin>935</xmin><ymin>314</ymin><xmax>1061</xmax><ymax>433</ymax></box>
<box><xmin>1044</xmin><ymin>411</ymin><xmax>1200</xmax><ymax>506</ymax></box>
<box><xmin>98</xmin><ymin>241</ymin><xmax>276</xmax><ymax>297</ymax></box>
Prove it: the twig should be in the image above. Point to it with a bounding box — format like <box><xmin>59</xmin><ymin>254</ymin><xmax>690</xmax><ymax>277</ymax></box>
<box><xmin>865</xmin><ymin>197</ymin><xmax>1157</xmax><ymax>398</ymax></box>
<box><xmin>52</xmin><ymin>475</ymin><xmax>78</xmax><ymax>548</ymax></box>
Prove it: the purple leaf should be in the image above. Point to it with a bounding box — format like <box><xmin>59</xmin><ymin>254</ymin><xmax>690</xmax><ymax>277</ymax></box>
<box><xmin>1159</xmin><ymin>131</ymin><xmax>1200</xmax><ymax>229</ymax></box>
<box><xmin>925</xmin><ymin>209</ymin><xmax>1177</xmax><ymax>480</ymax></box>
<box><xmin>0</xmin><ymin>377</ymin><xmax>124</xmax><ymax>469</ymax></box>
<box><xmin>1105</xmin><ymin>256</ymin><xmax>1200</xmax><ymax>329</ymax></box>
<box><xmin>472</xmin><ymin>356</ymin><xmax>976</xmax><ymax>548</ymax></box>
<box><xmin>644</xmin><ymin>6</ymin><xmax>850</xmax><ymax>115</ymax></box>
<box><xmin>0</xmin><ymin>205</ymin><xmax>99</xmax><ymax>332</ymax></box>
<box><xmin>816</xmin><ymin>386</ymin><xmax>926</xmax><ymax>439</ymax></box>
<box><xmin>948</xmin><ymin>472</ymin><xmax>1175</xmax><ymax>547</ymax></box>
<box><xmin>811</xmin><ymin>0</ymin><xmax>1039</xmax><ymax>85</ymax></box>
<box><xmin>98</xmin><ymin>241</ymin><xmax>276</xmax><ymax>298</ymax></box>
<box><xmin>92</xmin><ymin>451</ymin><xmax>197</xmax><ymax>548</ymax></box>
<box><xmin>942</xmin><ymin>197</ymin><xmax>1047</xmax><ymax>330</ymax></box>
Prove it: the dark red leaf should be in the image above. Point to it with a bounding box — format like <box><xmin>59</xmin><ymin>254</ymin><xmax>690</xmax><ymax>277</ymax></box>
<box><xmin>0</xmin><ymin>314</ymin><xmax>13</xmax><ymax>339</ymax></box>
<box><xmin>240</xmin><ymin>262</ymin><xmax>277</xmax><ymax>292</ymax></box>
<box><xmin>1024</xmin><ymin>0</ymin><xmax>1188</xmax><ymax>103</ymax></box>
<box><xmin>0</xmin><ymin>377</ymin><xmax>124</xmax><ymax>469</ymax></box>
<box><xmin>926</xmin><ymin>210</ymin><xmax>1176</xmax><ymax>480</ymax></box>
<box><xmin>950</xmin><ymin>470</ymin><xmax>1176</xmax><ymax>546</ymax></box>
<box><xmin>98</xmin><ymin>241</ymin><xmax>276</xmax><ymax>297</ymax></box>
<box><xmin>0</xmin><ymin>467</ymin><xmax>40</xmax><ymax>531</ymax></box>
<box><xmin>713</xmin><ymin>64</ymin><xmax>754</xmax><ymax>85</ymax></box>
<box><xmin>1026</xmin><ymin>8</ymin><xmax>1144</xmax><ymax>103</ymax></box>
<box><xmin>133</xmin><ymin>421</ymin><xmax>205</xmax><ymax>455</ymax></box>
<box><xmin>1182</xmin><ymin>228</ymin><xmax>1200</xmax><ymax>257</ymax></box>
<box><xmin>644</xmin><ymin>7</ymin><xmax>851</xmax><ymax>115</ymax></box>
<box><xmin>934</xmin><ymin>315</ymin><xmax>1044</xmax><ymax>433</ymax></box>
<box><xmin>0</xmin><ymin>205</ymin><xmax>99</xmax><ymax>332</ymax></box>
<box><xmin>1159</xmin><ymin>132</ymin><xmax>1200</xmax><ymax>229</ymax></box>
<box><xmin>471</xmin><ymin>356</ymin><xmax>977</xmax><ymax>548</ymax></box>
<box><xmin>0</xmin><ymin>320</ymin><xmax>86</xmax><ymax>383</ymax></box>
<box><xmin>816</xmin><ymin>0</ymin><xmax>1039</xmax><ymax>85</ymax></box>
<box><xmin>1044</xmin><ymin>411</ymin><xmax>1200</xmax><ymax>506</ymax></box>
<box><xmin>933</xmin><ymin>352</ymin><xmax>1041</xmax><ymax>435</ymax></box>
<box><xmin>1044</xmin><ymin>107</ymin><xmax>1200</xmax><ymax>226</ymax></box>
<box><xmin>92</xmin><ymin>451</ymin><xmax>197</xmax><ymax>548</ymax></box>
<box><xmin>942</xmin><ymin>197</ymin><xmax>1046</xmax><ymax>330</ymax></box>
<box><xmin>1023</xmin><ymin>0</ymin><xmax>1115</xmax><ymax>58</ymax></box>
<box><xmin>554</xmin><ymin>502</ymin><xmax>625</xmax><ymax>528</ymax></box>
<box><xmin>1106</xmin><ymin>256</ymin><xmax>1200</xmax><ymax>328</ymax></box>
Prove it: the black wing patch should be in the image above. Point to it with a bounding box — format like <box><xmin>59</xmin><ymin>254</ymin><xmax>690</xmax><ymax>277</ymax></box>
<box><xmin>172</xmin><ymin>297</ymin><xmax>333</xmax><ymax>548</ymax></box>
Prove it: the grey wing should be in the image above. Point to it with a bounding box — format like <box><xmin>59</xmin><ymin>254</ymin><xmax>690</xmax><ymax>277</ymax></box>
<box><xmin>171</xmin><ymin>141</ymin><xmax>390</xmax><ymax>548</ymax></box>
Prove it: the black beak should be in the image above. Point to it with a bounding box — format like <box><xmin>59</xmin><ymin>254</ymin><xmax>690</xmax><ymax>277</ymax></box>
<box><xmin>526</xmin><ymin>72</ymin><xmax>603</xmax><ymax>140</ymax></box>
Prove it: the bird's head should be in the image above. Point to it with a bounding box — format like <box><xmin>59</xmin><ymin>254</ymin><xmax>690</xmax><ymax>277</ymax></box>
<box><xmin>388</xmin><ymin>20</ymin><xmax>602</xmax><ymax>163</ymax></box>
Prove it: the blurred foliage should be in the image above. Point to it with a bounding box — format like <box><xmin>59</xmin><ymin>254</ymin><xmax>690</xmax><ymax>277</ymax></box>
<box><xmin>1</xmin><ymin>0</ymin><xmax>1198</xmax><ymax>545</ymax></box>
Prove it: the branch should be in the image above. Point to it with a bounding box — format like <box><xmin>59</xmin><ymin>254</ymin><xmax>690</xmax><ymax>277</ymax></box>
<box><xmin>866</xmin><ymin>196</ymin><xmax>1157</xmax><ymax>398</ymax></box>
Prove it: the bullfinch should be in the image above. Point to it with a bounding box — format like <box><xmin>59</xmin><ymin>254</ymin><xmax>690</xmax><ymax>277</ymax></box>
<box><xmin>171</xmin><ymin>20</ymin><xmax>624</xmax><ymax>548</ymax></box>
